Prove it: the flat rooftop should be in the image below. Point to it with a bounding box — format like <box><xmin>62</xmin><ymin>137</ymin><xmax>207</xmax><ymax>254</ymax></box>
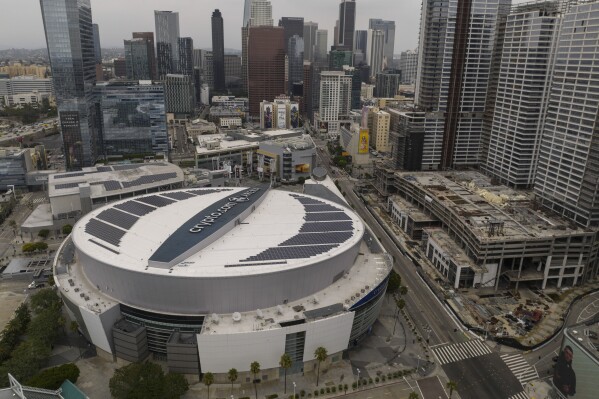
<box><xmin>398</xmin><ymin>171</ymin><xmax>591</xmax><ymax>240</ymax></box>
<box><xmin>48</xmin><ymin>162</ymin><xmax>184</xmax><ymax>199</ymax></box>
<box><xmin>425</xmin><ymin>228</ymin><xmax>483</xmax><ymax>272</ymax></box>
<box><xmin>389</xmin><ymin>195</ymin><xmax>438</xmax><ymax>223</ymax></box>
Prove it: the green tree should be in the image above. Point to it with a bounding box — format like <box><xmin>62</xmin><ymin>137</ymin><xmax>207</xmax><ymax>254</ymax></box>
<box><xmin>399</xmin><ymin>286</ymin><xmax>408</xmax><ymax>296</ymax></box>
<box><xmin>69</xmin><ymin>321</ymin><xmax>79</xmax><ymax>334</ymax></box>
<box><xmin>250</xmin><ymin>361</ymin><xmax>261</xmax><ymax>399</ymax></box>
<box><xmin>109</xmin><ymin>361</ymin><xmax>189</xmax><ymax>399</ymax></box>
<box><xmin>227</xmin><ymin>368</ymin><xmax>238</xmax><ymax>392</ymax></box>
<box><xmin>387</xmin><ymin>270</ymin><xmax>402</xmax><ymax>294</ymax></box>
<box><xmin>26</xmin><ymin>363</ymin><xmax>80</xmax><ymax>389</ymax></box>
<box><xmin>395</xmin><ymin>298</ymin><xmax>405</xmax><ymax>310</ymax></box>
<box><xmin>30</xmin><ymin>288</ymin><xmax>62</xmax><ymax>313</ymax></box>
<box><xmin>314</xmin><ymin>346</ymin><xmax>328</xmax><ymax>387</ymax></box>
<box><xmin>163</xmin><ymin>373</ymin><xmax>189</xmax><ymax>399</ymax></box>
<box><xmin>203</xmin><ymin>372</ymin><xmax>214</xmax><ymax>399</ymax></box>
<box><xmin>408</xmin><ymin>392</ymin><xmax>419</xmax><ymax>399</ymax></box>
<box><xmin>37</xmin><ymin>229</ymin><xmax>50</xmax><ymax>239</ymax></box>
<box><xmin>446</xmin><ymin>380</ymin><xmax>458</xmax><ymax>398</ymax></box>
<box><xmin>61</xmin><ymin>224</ymin><xmax>72</xmax><ymax>235</ymax></box>
<box><xmin>280</xmin><ymin>353</ymin><xmax>292</xmax><ymax>393</ymax></box>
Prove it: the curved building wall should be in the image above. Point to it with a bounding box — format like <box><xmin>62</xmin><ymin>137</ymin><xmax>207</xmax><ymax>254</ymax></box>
<box><xmin>77</xmin><ymin>241</ymin><xmax>360</xmax><ymax>314</ymax></box>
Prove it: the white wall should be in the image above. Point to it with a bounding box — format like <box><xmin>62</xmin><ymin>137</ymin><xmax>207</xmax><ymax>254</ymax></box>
<box><xmin>50</xmin><ymin>194</ymin><xmax>81</xmax><ymax>217</ymax></box>
<box><xmin>79</xmin><ymin>303</ymin><xmax>121</xmax><ymax>355</ymax></box>
<box><xmin>197</xmin><ymin>312</ymin><xmax>355</xmax><ymax>373</ymax></box>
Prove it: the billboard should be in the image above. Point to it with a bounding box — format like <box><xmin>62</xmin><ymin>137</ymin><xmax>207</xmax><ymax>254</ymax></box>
<box><xmin>263</xmin><ymin>104</ymin><xmax>273</xmax><ymax>129</ymax></box>
<box><xmin>358</xmin><ymin>129</ymin><xmax>369</xmax><ymax>154</ymax></box>
<box><xmin>295</xmin><ymin>163</ymin><xmax>310</xmax><ymax>173</ymax></box>
<box><xmin>319</xmin><ymin>121</ymin><xmax>328</xmax><ymax>133</ymax></box>
<box><xmin>277</xmin><ymin>106</ymin><xmax>287</xmax><ymax>129</ymax></box>
<box><xmin>290</xmin><ymin>104</ymin><xmax>299</xmax><ymax>128</ymax></box>
<box><xmin>552</xmin><ymin>334</ymin><xmax>599</xmax><ymax>399</ymax></box>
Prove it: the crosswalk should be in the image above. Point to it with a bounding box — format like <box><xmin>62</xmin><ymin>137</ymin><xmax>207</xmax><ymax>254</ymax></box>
<box><xmin>500</xmin><ymin>353</ymin><xmax>539</xmax><ymax>385</ymax></box>
<box><xmin>508</xmin><ymin>392</ymin><xmax>529</xmax><ymax>399</ymax></box>
<box><xmin>431</xmin><ymin>339</ymin><xmax>492</xmax><ymax>365</ymax></box>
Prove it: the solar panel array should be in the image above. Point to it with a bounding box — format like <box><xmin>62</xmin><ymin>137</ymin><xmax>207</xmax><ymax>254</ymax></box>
<box><xmin>112</xmin><ymin>164</ymin><xmax>142</xmax><ymax>171</ymax></box>
<box><xmin>240</xmin><ymin>194</ymin><xmax>355</xmax><ymax>263</ymax></box>
<box><xmin>97</xmin><ymin>208</ymin><xmax>139</xmax><ymax>230</ymax></box>
<box><xmin>54</xmin><ymin>172</ymin><xmax>85</xmax><ymax>179</ymax></box>
<box><xmin>85</xmin><ymin>219</ymin><xmax>126</xmax><ymax>247</ymax></box>
<box><xmin>96</xmin><ymin>166</ymin><xmax>112</xmax><ymax>172</ymax></box>
<box><xmin>55</xmin><ymin>182</ymin><xmax>83</xmax><ymax>190</ymax></box>
<box><xmin>103</xmin><ymin>180</ymin><xmax>122</xmax><ymax>191</ymax></box>
<box><xmin>187</xmin><ymin>188</ymin><xmax>233</xmax><ymax>196</ymax></box>
<box><xmin>114</xmin><ymin>200</ymin><xmax>155</xmax><ymax>216</ymax></box>
<box><xmin>121</xmin><ymin>172</ymin><xmax>178</xmax><ymax>188</ymax></box>
<box><xmin>135</xmin><ymin>195</ymin><xmax>174</xmax><ymax>208</ymax></box>
<box><xmin>161</xmin><ymin>191</ymin><xmax>195</xmax><ymax>201</ymax></box>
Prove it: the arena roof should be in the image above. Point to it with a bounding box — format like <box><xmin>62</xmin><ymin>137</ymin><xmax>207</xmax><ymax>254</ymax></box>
<box><xmin>72</xmin><ymin>186</ymin><xmax>364</xmax><ymax>277</ymax></box>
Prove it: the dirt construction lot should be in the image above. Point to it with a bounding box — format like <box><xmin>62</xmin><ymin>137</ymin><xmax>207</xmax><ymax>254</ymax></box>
<box><xmin>0</xmin><ymin>279</ymin><xmax>29</xmax><ymax>331</ymax></box>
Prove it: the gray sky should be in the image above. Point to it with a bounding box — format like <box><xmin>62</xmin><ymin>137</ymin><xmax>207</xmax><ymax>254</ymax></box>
<box><xmin>1</xmin><ymin>0</ymin><xmax>424</xmax><ymax>53</ymax></box>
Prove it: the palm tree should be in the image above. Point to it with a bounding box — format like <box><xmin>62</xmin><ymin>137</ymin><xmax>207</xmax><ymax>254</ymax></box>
<box><xmin>227</xmin><ymin>368</ymin><xmax>238</xmax><ymax>392</ymax></box>
<box><xmin>408</xmin><ymin>392</ymin><xmax>419</xmax><ymax>399</ymax></box>
<box><xmin>250</xmin><ymin>361</ymin><xmax>261</xmax><ymax>399</ymax></box>
<box><xmin>280</xmin><ymin>353</ymin><xmax>292</xmax><ymax>394</ymax></box>
<box><xmin>446</xmin><ymin>380</ymin><xmax>458</xmax><ymax>398</ymax></box>
<box><xmin>314</xmin><ymin>346</ymin><xmax>328</xmax><ymax>387</ymax></box>
<box><xmin>203</xmin><ymin>372</ymin><xmax>214</xmax><ymax>399</ymax></box>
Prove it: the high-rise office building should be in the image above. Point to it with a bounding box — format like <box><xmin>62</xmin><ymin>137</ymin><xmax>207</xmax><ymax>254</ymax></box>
<box><xmin>314</xmin><ymin>30</ymin><xmax>328</xmax><ymax>65</ymax></box>
<box><xmin>124</xmin><ymin>39</ymin><xmax>152</xmax><ymax>80</ymax></box>
<box><xmin>399</xmin><ymin>49</ymin><xmax>418</xmax><ymax>84</ymax></box>
<box><xmin>354</xmin><ymin>29</ymin><xmax>368</xmax><ymax>65</ymax></box>
<box><xmin>92</xmin><ymin>23</ymin><xmax>102</xmax><ymax>64</ymax></box>
<box><xmin>212</xmin><ymin>9</ymin><xmax>225</xmax><ymax>91</ymax></box>
<box><xmin>303</xmin><ymin>61</ymin><xmax>313</xmax><ymax>121</ymax></box>
<box><xmin>415</xmin><ymin>0</ymin><xmax>511</xmax><ymax>169</ymax></box>
<box><xmin>343</xmin><ymin>65</ymin><xmax>361</xmax><ymax>110</ymax></box>
<box><xmin>178</xmin><ymin>37</ymin><xmax>194</xmax><ymax>77</ymax></box>
<box><xmin>40</xmin><ymin>0</ymin><xmax>98</xmax><ymax>170</ymax></box>
<box><xmin>133</xmin><ymin>32</ymin><xmax>157</xmax><ymax>80</ymax></box>
<box><xmin>241</xmin><ymin>0</ymin><xmax>273</xmax><ymax>94</ymax></box>
<box><xmin>535</xmin><ymin>1</ymin><xmax>599</xmax><ymax>228</ymax></box>
<box><xmin>482</xmin><ymin>2</ymin><xmax>559</xmax><ymax>189</ymax></box>
<box><xmin>375</xmin><ymin>69</ymin><xmax>401</xmax><ymax>98</ymax></box>
<box><xmin>95</xmin><ymin>81</ymin><xmax>168</xmax><ymax>156</ymax></box>
<box><xmin>303</xmin><ymin>22</ymin><xmax>318</xmax><ymax>62</ymax></box>
<box><xmin>367</xmin><ymin>108</ymin><xmax>391</xmax><ymax>152</ymax></box>
<box><xmin>317</xmin><ymin>71</ymin><xmax>351</xmax><ymax>135</ymax></box>
<box><xmin>288</xmin><ymin>35</ymin><xmax>305</xmax><ymax>95</ymax></box>
<box><xmin>279</xmin><ymin>17</ymin><xmax>304</xmax><ymax>55</ymax></box>
<box><xmin>250</xmin><ymin>0</ymin><xmax>273</xmax><ymax>26</ymax></box>
<box><xmin>369</xmin><ymin>19</ymin><xmax>395</xmax><ymax>69</ymax></box>
<box><xmin>366</xmin><ymin>29</ymin><xmax>385</xmax><ymax>78</ymax></box>
<box><xmin>247</xmin><ymin>26</ymin><xmax>285</xmax><ymax>116</ymax></box>
<box><xmin>165</xmin><ymin>74</ymin><xmax>195</xmax><ymax>115</ymax></box>
<box><xmin>155</xmin><ymin>10</ymin><xmax>180</xmax><ymax>79</ymax></box>
<box><xmin>113</xmin><ymin>58</ymin><xmax>127</xmax><ymax>78</ymax></box>
<box><xmin>329</xmin><ymin>50</ymin><xmax>352</xmax><ymax>71</ymax></box>
<box><xmin>336</xmin><ymin>0</ymin><xmax>356</xmax><ymax>51</ymax></box>
<box><xmin>224</xmin><ymin>54</ymin><xmax>242</xmax><ymax>87</ymax></box>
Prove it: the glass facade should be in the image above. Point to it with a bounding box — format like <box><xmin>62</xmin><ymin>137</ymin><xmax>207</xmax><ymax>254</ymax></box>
<box><xmin>95</xmin><ymin>82</ymin><xmax>168</xmax><ymax>156</ymax></box>
<box><xmin>211</xmin><ymin>10</ymin><xmax>225</xmax><ymax>91</ymax></box>
<box><xmin>154</xmin><ymin>10</ymin><xmax>180</xmax><ymax>79</ymax></box>
<box><xmin>124</xmin><ymin>39</ymin><xmax>151</xmax><ymax>80</ymax></box>
<box><xmin>40</xmin><ymin>0</ymin><xmax>98</xmax><ymax>170</ymax></box>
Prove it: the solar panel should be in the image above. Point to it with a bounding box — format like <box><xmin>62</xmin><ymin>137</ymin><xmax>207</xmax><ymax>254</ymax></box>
<box><xmin>112</xmin><ymin>164</ymin><xmax>142</xmax><ymax>171</ymax></box>
<box><xmin>96</xmin><ymin>166</ymin><xmax>112</xmax><ymax>172</ymax></box>
<box><xmin>54</xmin><ymin>172</ymin><xmax>85</xmax><ymax>179</ymax></box>
<box><xmin>279</xmin><ymin>232</ymin><xmax>353</xmax><ymax>246</ymax></box>
<box><xmin>161</xmin><ymin>191</ymin><xmax>195</xmax><ymax>201</ymax></box>
<box><xmin>186</xmin><ymin>188</ymin><xmax>232</xmax><ymax>195</ymax></box>
<box><xmin>121</xmin><ymin>172</ymin><xmax>178</xmax><ymax>188</ymax></box>
<box><xmin>85</xmin><ymin>218</ymin><xmax>126</xmax><ymax>246</ymax></box>
<box><xmin>241</xmin><ymin>245</ymin><xmax>339</xmax><ymax>262</ymax></box>
<box><xmin>299</xmin><ymin>221</ymin><xmax>353</xmax><ymax>233</ymax></box>
<box><xmin>55</xmin><ymin>182</ymin><xmax>82</xmax><ymax>190</ymax></box>
<box><xmin>114</xmin><ymin>200</ymin><xmax>156</xmax><ymax>216</ymax></box>
<box><xmin>304</xmin><ymin>204</ymin><xmax>341</xmax><ymax>212</ymax></box>
<box><xmin>135</xmin><ymin>195</ymin><xmax>174</xmax><ymax>208</ymax></box>
<box><xmin>295</xmin><ymin>197</ymin><xmax>326</xmax><ymax>205</ymax></box>
<box><xmin>305</xmin><ymin>212</ymin><xmax>351</xmax><ymax>222</ymax></box>
<box><xmin>103</xmin><ymin>180</ymin><xmax>122</xmax><ymax>191</ymax></box>
<box><xmin>97</xmin><ymin>208</ymin><xmax>139</xmax><ymax>230</ymax></box>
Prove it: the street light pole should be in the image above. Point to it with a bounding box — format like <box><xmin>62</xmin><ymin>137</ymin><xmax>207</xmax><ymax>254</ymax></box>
<box><xmin>293</xmin><ymin>381</ymin><xmax>296</xmax><ymax>399</ymax></box>
<box><xmin>357</xmin><ymin>368</ymin><xmax>360</xmax><ymax>388</ymax></box>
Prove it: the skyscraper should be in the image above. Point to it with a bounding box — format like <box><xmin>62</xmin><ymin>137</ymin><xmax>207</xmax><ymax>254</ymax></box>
<box><xmin>375</xmin><ymin>69</ymin><xmax>401</xmax><ymax>98</ymax></box>
<box><xmin>212</xmin><ymin>9</ymin><xmax>225</xmax><ymax>92</ymax></box>
<box><xmin>124</xmin><ymin>38</ymin><xmax>152</xmax><ymax>80</ymax></box>
<box><xmin>178</xmin><ymin>37</ymin><xmax>194</xmax><ymax>77</ymax></box>
<box><xmin>366</xmin><ymin>29</ymin><xmax>385</xmax><ymax>78</ymax></box>
<box><xmin>314</xmin><ymin>29</ymin><xmax>328</xmax><ymax>65</ymax></box>
<box><xmin>317</xmin><ymin>71</ymin><xmax>352</xmax><ymax>135</ymax></box>
<box><xmin>354</xmin><ymin>30</ymin><xmax>368</xmax><ymax>55</ymax></box>
<box><xmin>241</xmin><ymin>0</ymin><xmax>273</xmax><ymax>94</ymax></box>
<box><xmin>92</xmin><ymin>23</ymin><xmax>102</xmax><ymax>64</ymax></box>
<box><xmin>40</xmin><ymin>0</ymin><xmax>97</xmax><ymax>169</ymax></box>
<box><xmin>415</xmin><ymin>0</ymin><xmax>511</xmax><ymax>169</ymax></box>
<box><xmin>399</xmin><ymin>49</ymin><xmax>418</xmax><ymax>84</ymax></box>
<box><xmin>165</xmin><ymin>74</ymin><xmax>195</xmax><ymax>115</ymax></box>
<box><xmin>368</xmin><ymin>19</ymin><xmax>395</xmax><ymax>69</ymax></box>
<box><xmin>279</xmin><ymin>17</ymin><xmax>304</xmax><ymax>94</ymax></box>
<box><xmin>336</xmin><ymin>0</ymin><xmax>356</xmax><ymax>51</ymax></box>
<box><xmin>133</xmin><ymin>32</ymin><xmax>157</xmax><ymax>80</ymax></box>
<box><xmin>155</xmin><ymin>10</ymin><xmax>180</xmax><ymax>79</ymax></box>
<box><xmin>303</xmin><ymin>22</ymin><xmax>318</xmax><ymax>62</ymax></box>
<box><xmin>247</xmin><ymin>26</ymin><xmax>285</xmax><ymax>116</ymax></box>
<box><xmin>535</xmin><ymin>1</ymin><xmax>599</xmax><ymax>227</ymax></box>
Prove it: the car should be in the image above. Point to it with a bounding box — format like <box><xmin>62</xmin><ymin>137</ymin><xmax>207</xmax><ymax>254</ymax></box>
<box><xmin>28</xmin><ymin>281</ymin><xmax>36</xmax><ymax>289</ymax></box>
<box><xmin>35</xmin><ymin>283</ymin><xmax>45</xmax><ymax>288</ymax></box>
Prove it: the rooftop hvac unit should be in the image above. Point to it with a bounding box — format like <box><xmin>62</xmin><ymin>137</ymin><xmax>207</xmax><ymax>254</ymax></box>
<box><xmin>211</xmin><ymin>313</ymin><xmax>220</xmax><ymax>324</ymax></box>
<box><xmin>232</xmin><ymin>312</ymin><xmax>242</xmax><ymax>322</ymax></box>
<box><xmin>276</xmin><ymin>305</ymin><xmax>284</xmax><ymax>315</ymax></box>
<box><xmin>256</xmin><ymin>309</ymin><xmax>264</xmax><ymax>319</ymax></box>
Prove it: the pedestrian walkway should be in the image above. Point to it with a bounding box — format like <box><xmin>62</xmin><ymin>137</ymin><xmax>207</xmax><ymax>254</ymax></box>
<box><xmin>508</xmin><ymin>391</ymin><xmax>529</xmax><ymax>399</ymax></box>
<box><xmin>500</xmin><ymin>353</ymin><xmax>539</xmax><ymax>385</ymax></box>
<box><xmin>431</xmin><ymin>339</ymin><xmax>491</xmax><ymax>365</ymax></box>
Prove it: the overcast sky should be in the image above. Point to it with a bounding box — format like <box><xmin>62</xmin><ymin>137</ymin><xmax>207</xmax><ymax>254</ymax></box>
<box><xmin>1</xmin><ymin>0</ymin><xmax>425</xmax><ymax>53</ymax></box>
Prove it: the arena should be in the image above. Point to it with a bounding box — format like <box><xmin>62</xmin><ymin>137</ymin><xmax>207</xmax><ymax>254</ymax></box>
<box><xmin>54</xmin><ymin>183</ymin><xmax>392</xmax><ymax>378</ymax></box>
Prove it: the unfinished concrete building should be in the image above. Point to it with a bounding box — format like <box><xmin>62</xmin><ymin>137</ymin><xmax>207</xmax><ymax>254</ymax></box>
<box><xmin>383</xmin><ymin>171</ymin><xmax>599</xmax><ymax>291</ymax></box>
